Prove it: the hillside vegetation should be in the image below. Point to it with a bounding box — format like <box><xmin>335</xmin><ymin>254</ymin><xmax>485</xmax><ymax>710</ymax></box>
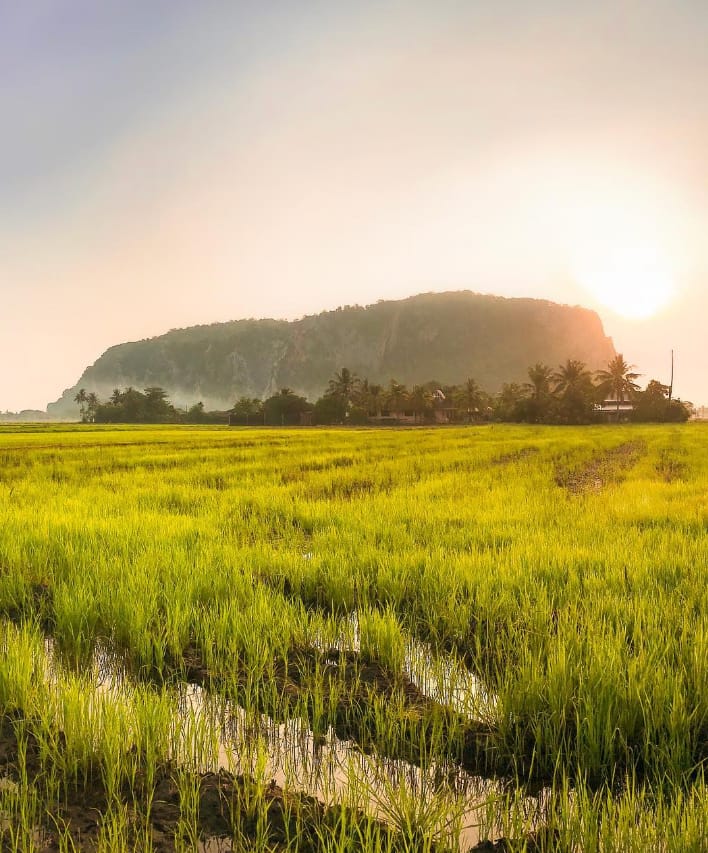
<box><xmin>48</xmin><ymin>291</ymin><xmax>615</xmax><ymax>415</ymax></box>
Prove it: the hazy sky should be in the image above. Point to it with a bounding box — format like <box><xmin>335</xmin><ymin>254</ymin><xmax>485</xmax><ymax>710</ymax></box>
<box><xmin>2</xmin><ymin>1</ymin><xmax>707</xmax><ymax>410</ymax></box>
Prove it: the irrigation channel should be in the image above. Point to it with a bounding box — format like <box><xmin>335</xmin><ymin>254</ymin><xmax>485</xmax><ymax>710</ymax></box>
<box><xmin>3</xmin><ymin>617</ymin><xmax>550</xmax><ymax>852</ymax></box>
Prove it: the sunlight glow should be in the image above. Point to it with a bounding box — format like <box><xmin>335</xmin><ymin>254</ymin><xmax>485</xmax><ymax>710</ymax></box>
<box><xmin>573</xmin><ymin>245</ymin><xmax>676</xmax><ymax>320</ymax></box>
<box><xmin>530</xmin><ymin>162</ymin><xmax>683</xmax><ymax>321</ymax></box>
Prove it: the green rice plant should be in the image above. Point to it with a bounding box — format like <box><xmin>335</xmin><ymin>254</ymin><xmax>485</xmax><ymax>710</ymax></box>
<box><xmin>359</xmin><ymin>607</ymin><xmax>406</xmax><ymax>675</ymax></box>
<box><xmin>231</xmin><ymin>733</ymin><xmax>271</xmax><ymax>851</ymax></box>
<box><xmin>361</xmin><ymin>754</ymin><xmax>465</xmax><ymax>853</ymax></box>
<box><xmin>0</xmin><ymin>621</ymin><xmax>47</xmax><ymax>713</ymax></box>
<box><xmin>173</xmin><ymin>767</ymin><xmax>200</xmax><ymax>852</ymax></box>
<box><xmin>1</xmin><ymin>423</ymin><xmax>708</xmax><ymax>851</ymax></box>
<box><xmin>96</xmin><ymin>802</ymin><xmax>135</xmax><ymax>853</ymax></box>
<box><xmin>0</xmin><ymin>776</ymin><xmax>45</xmax><ymax>853</ymax></box>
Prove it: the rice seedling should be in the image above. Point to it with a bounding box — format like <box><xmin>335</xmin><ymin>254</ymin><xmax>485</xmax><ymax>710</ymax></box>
<box><xmin>0</xmin><ymin>423</ymin><xmax>706</xmax><ymax>849</ymax></box>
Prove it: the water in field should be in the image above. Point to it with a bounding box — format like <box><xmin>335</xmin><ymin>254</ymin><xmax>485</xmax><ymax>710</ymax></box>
<box><xmin>44</xmin><ymin>637</ymin><xmax>540</xmax><ymax>851</ymax></box>
<box><xmin>312</xmin><ymin>609</ymin><xmax>492</xmax><ymax>716</ymax></box>
<box><xmin>180</xmin><ymin>682</ymin><xmax>516</xmax><ymax>851</ymax></box>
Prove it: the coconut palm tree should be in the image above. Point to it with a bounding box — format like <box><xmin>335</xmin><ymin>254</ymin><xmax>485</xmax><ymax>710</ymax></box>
<box><xmin>327</xmin><ymin>368</ymin><xmax>359</xmax><ymax>405</ymax></box>
<box><xmin>553</xmin><ymin>359</ymin><xmax>595</xmax><ymax>424</ymax></box>
<box><xmin>385</xmin><ymin>380</ymin><xmax>409</xmax><ymax>416</ymax></box>
<box><xmin>595</xmin><ymin>354</ymin><xmax>641</xmax><ymax>421</ymax></box>
<box><xmin>367</xmin><ymin>383</ymin><xmax>384</xmax><ymax>417</ymax></box>
<box><xmin>525</xmin><ymin>363</ymin><xmax>553</xmax><ymax>400</ymax></box>
<box><xmin>516</xmin><ymin>363</ymin><xmax>555</xmax><ymax>423</ymax></box>
<box><xmin>409</xmin><ymin>385</ymin><xmax>433</xmax><ymax>423</ymax></box>
<box><xmin>553</xmin><ymin>359</ymin><xmax>593</xmax><ymax>397</ymax></box>
<box><xmin>85</xmin><ymin>392</ymin><xmax>99</xmax><ymax>423</ymax></box>
<box><xmin>454</xmin><ymin>378</ymin><xmax>484</xmax><ymax>423</ymax></box>
<box><xmin>74</xmin><ymin>388</ymin><xmax>88</xmax><ymax>421</ymax></box>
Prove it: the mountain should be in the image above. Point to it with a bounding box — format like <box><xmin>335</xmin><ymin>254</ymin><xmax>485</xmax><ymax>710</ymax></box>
<box><xmin>47</xmin><ymin>291</ymin><xmax>615</xmax><ymax>415</ymax></box>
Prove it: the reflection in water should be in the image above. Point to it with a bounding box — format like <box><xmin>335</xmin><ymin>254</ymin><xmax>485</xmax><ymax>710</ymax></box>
<box><xmin>46</xmin><ymin>635</ymin><xmax>545</xmax><ymax>851</ymax></box>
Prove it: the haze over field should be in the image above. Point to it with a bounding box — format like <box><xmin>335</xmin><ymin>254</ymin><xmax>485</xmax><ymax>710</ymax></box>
<box><xmin>2</xmin><ymin>1</ymin><xmax>707</xmax><ymax>411</ymax></box>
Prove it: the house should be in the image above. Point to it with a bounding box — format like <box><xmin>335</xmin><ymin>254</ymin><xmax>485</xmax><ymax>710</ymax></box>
<box><xmin>368</xmin><ymin>389</ymin><xmax>457</xmax><ymax>425</ymax></box>
<box><xmin>431</xmin><ymin>389</ymin><xmax>457</xmax><ymax>424</ymax></box>
<box><xmin>595</xmin><ymin>394</ymin><xmax>634</xmax><ymax>422</ymax></box>
<box><xmin>368</xmin><ymin>410</ymin><xmax>417</xmax><ymax>425</ymax></box>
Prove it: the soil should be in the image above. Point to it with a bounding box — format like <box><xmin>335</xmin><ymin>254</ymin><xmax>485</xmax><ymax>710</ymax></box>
<box><xmin>468</xmin><ymin>830</ymin><xmax>557</xmax><ymax>852</ymax></box>
<box><xmin>492</xmin><ymin>447</ymin><xmax>539</xmax><ymax>465</ymax></box>
<box><xmin>0</xmin><ymin>717</ymin><xmax>411</xmax><ymax>852</ymax></box>
<box><xmin>655</xmin><ymin>449</ymin><xmax>687</xmax><ymax>483</ymax></box>
<box><xmin>554</xmin><ymin>441</ymin><xmax>645</xmax><ymax>494</ymax></box>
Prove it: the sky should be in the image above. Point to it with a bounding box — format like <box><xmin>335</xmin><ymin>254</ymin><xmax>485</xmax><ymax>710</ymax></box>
<box><xmin>1</xmin><ymin>0</ymin><xmax>707</xmax><ymax>411</ymax></box>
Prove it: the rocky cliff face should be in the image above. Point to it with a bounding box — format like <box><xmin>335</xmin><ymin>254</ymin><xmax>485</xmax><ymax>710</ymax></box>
<box><xmin>47</xmin><ymin>291</ymin><xmax>615</xmax><ymax>415</ymax></box>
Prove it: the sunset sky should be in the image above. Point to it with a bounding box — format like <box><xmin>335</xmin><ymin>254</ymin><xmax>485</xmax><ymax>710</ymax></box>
<box><xmin>2</xmin><ymin>1</ymin><xmax>707</xmax><ymax>411</ymax></box>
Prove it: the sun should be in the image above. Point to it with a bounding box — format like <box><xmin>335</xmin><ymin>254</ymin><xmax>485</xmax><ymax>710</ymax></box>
<box><xmin>535</xmin><ymin>163</ymin><xmax>683</xmax><ymax>321</ymax></box>
<box><xmin>572</xmin><ymin>244</ymin><xmax>676</xmax><ymax>320</ymax></box>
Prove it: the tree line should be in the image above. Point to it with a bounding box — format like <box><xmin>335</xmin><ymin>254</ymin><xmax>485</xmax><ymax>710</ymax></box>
<box><xmin>74</xmin><ymin>354</ymin><xmax>691</xmax><ymax>425</ymax></box>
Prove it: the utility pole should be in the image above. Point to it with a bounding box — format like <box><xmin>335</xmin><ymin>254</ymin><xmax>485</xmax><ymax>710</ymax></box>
<box><xmin>668</xmin><ymin>350</ymin><xmax>674</xmax><ymax>403</ymax></box>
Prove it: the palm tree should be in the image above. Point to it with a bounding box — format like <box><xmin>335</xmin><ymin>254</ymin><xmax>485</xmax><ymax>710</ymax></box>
<box><xmin>595</xmin><ymin>354</ymin><xmax>641</xmax><ymax>421</ymax></box>
<box><xmin>524</xmin><ymin>363</ymin><xmax>553</xmax><ymax>400</ymax></box>
<box><xmin>495</xmin><ymin>382</ymin><xmax>525</xmax><ymax>420</ymax></box>
<box><xmin>327</xmin><ymin>368</ymin><xmax>359</xmax><ymax>405</ymax></box>
<box><xmin>385</xmin><ymin>380</ymin><xmax>409</xmax><ymax>415</ymax></box>
<box><xmin>553</xmin><ymin>359</ymin><xmax>593</xmax><ymax>397</ymax></box>
<box><xmin>552</xmin><ymin>359</ymin><xmax>596</xmax><ymax>424</ymax></box>
<box><xmin>74</xmin><ymin>388</ymin><xmax>88</xmax><ymax>421</ymax></box>
<box><xmin>455</xmin><ymin>378</ymin><xmax>483</xmax><ymax>423</ymax></box>
<box><xmin>409</xmin><ymin>385</ymin><xmax>433</xmax><ymax>423</ymax></box>
<box><xmin>85</xmin><ymin>392</ymin><xmax>99</xmax><ymax>423</ymax></box>
<box><xmin>367</xmin><ymin>383</ymin><xmax>384</xmax><ymax>417</ymax></box>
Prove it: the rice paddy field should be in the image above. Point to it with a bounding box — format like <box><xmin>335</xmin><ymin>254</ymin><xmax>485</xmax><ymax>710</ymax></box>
<box><xmin>0</xmin><ymin>423</ymin><xmax>706</xmax><ymax>852</ymax></box>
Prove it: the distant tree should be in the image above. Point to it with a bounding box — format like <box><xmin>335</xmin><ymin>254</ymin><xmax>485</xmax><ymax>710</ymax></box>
<box><xmin>385</xmin><ymin>380</ymin><xmax>409</xmax><ymax>415</ymax></box>
<box><xmin>632</xmin><ymin>380</ymin><xmax>690</xmax><ymax>423</ymax></box>
<box><xmin>73</xmin><ymin>388</ymin><xmax>100</xmax><ymax>423</ymax></box>
<box><xmin>346</xmin><ymin>406</ymin><xmax>370</xmax><ymax>426</ymax></box>
<box><xmin>553</xmin><ymin>359</ymin><xmax>592</xmax><ymax>396</ymax></box>
<box><xmin>352</xmin><ymin>378</ymin><xmax>370</xmax><ymax>413</ymax></box>
<box><xmin>230</xmin><ymin>397</ymin><xmax>264</xmax><ymax>425</ymax></box>
<box><xmin>74</xmin><ymin>388</ymin><xmax>88</xmax><ymax>422</ymax></box>
<box><xmin>515</xmin><ymin>363</ymin><xmax>555</xmax><ymax>423</ymax></box>
<box><xmin>327</xmin><ymin>368</ymin><xmax>360</xmax><ymax>406</ymax></box>
<box><xmin>85</xmin><ymin>392</ymin><xmax>99</xmax><ymax>423</ymax></box>
<box><xmin>632</xmin><ymin>380</ymin><xmax>669</xmax><ymax>422</ymax></box>
<box><xmin>313</xmin><ymin>394</ymin><xmax>347</xmax><ymax>425</ymax></box>
<box><xmin>670</xmin><ymin>400</ymin><xmax>693</xmax><ymax>422</ymax></box>
<box><xmin>370</xmin><ymin>384</ymin><xmax>386</xmax><ymax>417</ymax></box>
<box><xmin>552</xmin><ymin>360</ymin><xmax>596</xmax><ymax>424</ymax></box>
<box><xmin>525</xmin><ymin>363</ymin><xmax>553</xmax><ymax>401</ymax></box>
<box><xmin>182</xmin><ymin>401</ymin><xmax>229</xmax><ymax>424</ymax></box>
<box><xmin>595</xmin><ymin>355</ymin><xmax>641</xmax><ymax>422</ymax></box>
<box><xmin>143</xmin><ymin>387</ymin><xmax>175</xmax><ymax>422</ymax></box>
<box><xmin>409</xmin><ymin>385</ymin><xmax>433</xmax><ymax>423</ymax></box>
<box><xmin>93</xmin><ymin>387</ymin><xmax>179</xmax><ymax>423</ymax></box>
<box><xmin>494</xmin><ymin>383</ymin><xmax>525</xmax><ymax>421</ymax></box>
<box><xmin>358</xmin><ymin>381</ymin><xmax>384</xmax><ymax>418</ymax></box>
<box><xmin>156</xmin><ymin>388</ymin><xmax>178</xmax><ymax>420</ymax></box>
<box><xmin>186</xmin><ymin>401</ymin><xmax>206</xmax><ymax>423</ymax></box>
<box><xmin>120</xmin><ymin>387</ymin><xmax>144</xmax><ymax>421</ymax></box>
<box><xmin>454</xmin><ymin>378</ymin><xmax>484</xmax><ymax>423</ymax></box>
<box><xmin>263</xmin><ymin>389</ymin><xmax>311</xmax><ymax>426</ymax></box>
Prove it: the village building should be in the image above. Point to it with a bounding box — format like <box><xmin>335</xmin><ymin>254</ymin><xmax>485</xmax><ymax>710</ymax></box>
<box><xmin>595</xmin><ymin>394</ymin><xmax>635</xmax><ymax>422</ymax></box>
